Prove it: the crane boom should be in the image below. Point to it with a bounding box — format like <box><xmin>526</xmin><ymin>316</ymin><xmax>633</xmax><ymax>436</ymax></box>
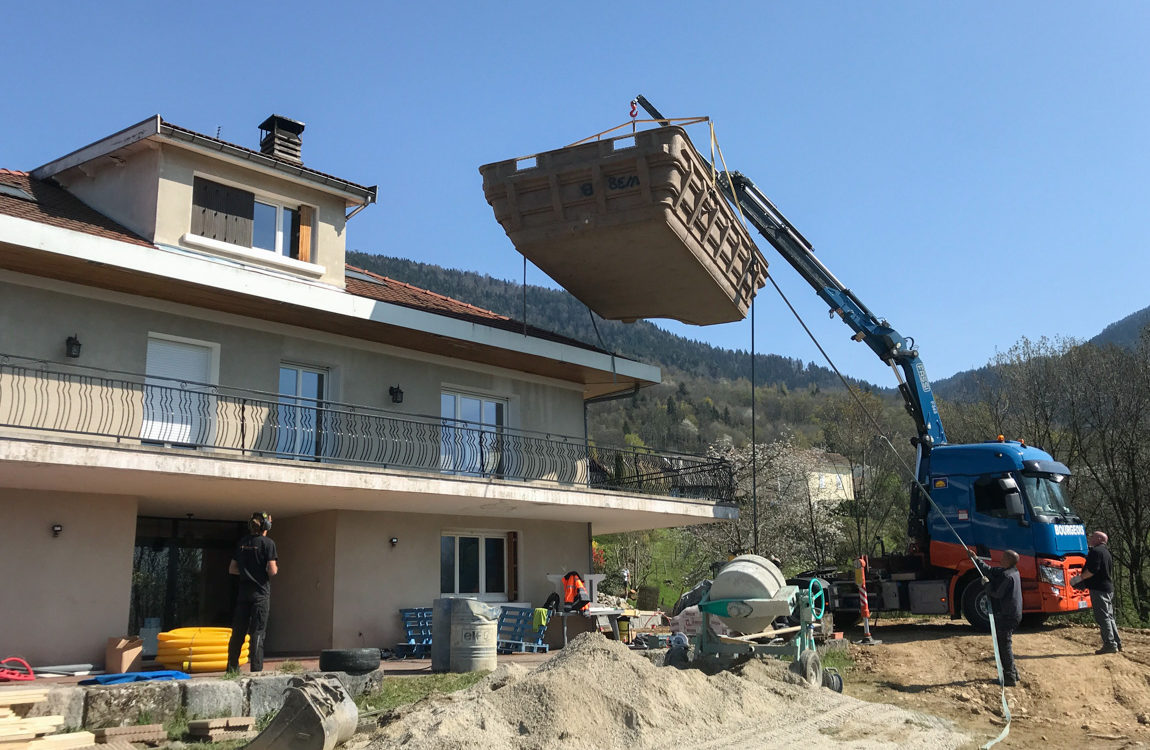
<box><xmin>717</xmin><ymin>171</ymin><xmax>945</xmax><ymax>449</ymax></box>
<box><xmin>632</xmin><ymin>96</ymin><xmax>944</xmax><ymax>447</ymax></box>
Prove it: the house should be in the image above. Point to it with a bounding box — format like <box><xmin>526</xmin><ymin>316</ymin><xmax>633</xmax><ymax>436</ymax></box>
<box><xmin>0</xmin><ymin>114</ymin><xmax>737</xmax><ymax>667</ymax></box>
<box><xmin>808</xmin><ymin>451</ymin><xmax>855</xmax><ymax>505</ymax></box>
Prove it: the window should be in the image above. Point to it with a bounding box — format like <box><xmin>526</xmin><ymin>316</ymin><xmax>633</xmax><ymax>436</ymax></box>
<box><xmin>440</xmin><ymin>531</ymin><xmax>511</xmax><ymax>600</ymax></box>
<box><xmin>974</xmin><ymin>474</ymin><xmax>1012</xmax><ymax>518</ymax></box>
<box><xmin>141</xmin><ymin>336</ymin><xmax>216</xmax><ymax>446</ymax></box>
<box><xmin>440</xmin><ymin>391</ymin><xmax>507</xmax><ymax>477</ymax></box>
<box><xmin>191</xmin><ymin>177</ymin><xmax>313</xmax><ymax>261</ymax></box>
<box><xmin>277</xmin><ymin>365</ymin><xmax>326</xmax><ymax>459</ymax></box>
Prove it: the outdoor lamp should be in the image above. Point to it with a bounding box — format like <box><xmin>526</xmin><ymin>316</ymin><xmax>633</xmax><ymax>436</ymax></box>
<box><xmin>65</xmin><ymin>334</ymin><xmax>82</xmax><ymax>358</ymax></box>
<box><xmin>390</xmin><ymin>537</ymin><xmax>399</xmax><ymax>547</ymax></box>
<box><xmin>389</xmin><ymin>385</ymin><xmax>403</xmax><ymax>404</ymax></box>
<box><xmin>51</xmin><ymin>523</ymin><xmax>63</xmax><ymax>537</ymax></box>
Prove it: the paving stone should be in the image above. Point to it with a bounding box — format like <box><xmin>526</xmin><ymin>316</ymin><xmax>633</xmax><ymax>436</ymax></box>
<box><xmin>25</xmin><ymin>687</ymin><xmax>85</xmax><ymax>730</ymax></box>
<box><xmin>83</xmin><ymin>683</ymin><xmax>179</xmax><ymax>729</ymax></box>
<box><xmin>246</xmin><ymin>674</ymin><xmax>294</xmax><ymax>720</ymax></box>
<box><xmin>181</xmin><ymin>680</ymin><xmax>242</xmax><ymax>720</ymax></box>
<box><xmin>328</xmin><ymin>669</ymin><xmax>383</xmax><ymax>698</ymax></box>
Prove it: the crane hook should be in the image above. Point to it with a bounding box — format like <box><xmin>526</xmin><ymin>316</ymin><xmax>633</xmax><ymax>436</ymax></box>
<box><xmin>629</xmin><ymin>100</ymin><xmax>638</xmax><ymax>119</ymax></box>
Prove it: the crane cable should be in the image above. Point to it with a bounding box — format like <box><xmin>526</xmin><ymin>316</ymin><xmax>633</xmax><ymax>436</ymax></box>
<box><xmin>761</xmin><ymin>270</ymin><xmax>1012</xmax><ymax>749</ymax></box>
<box><xmin>697</xmin><ymin>110</ymin><xmax>1005</xmax><ymax>747</ymax></box>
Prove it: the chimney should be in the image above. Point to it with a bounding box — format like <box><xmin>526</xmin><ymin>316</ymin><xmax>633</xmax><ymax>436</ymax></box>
<box><xmin>258</xmin><ymin>115</ymin><xmax>306</xmax><ymax>164</ymax></box>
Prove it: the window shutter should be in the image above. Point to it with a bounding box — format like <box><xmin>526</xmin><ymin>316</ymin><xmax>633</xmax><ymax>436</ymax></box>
<box><xmin>225</xmin><ymin>184</ymin><xmax>254</xmax><ymax>247</ymax></box>
<box><xmin>296</xmin><ymin>205</ymin><xmax>314</xmax><ymax>263</ymax></box>
<box><xmin>190</xmin><ymin>177</ymin><xmax>253</xmax><ymax>247</ymax></box>
<box><xmin>506</xmin><ymin>531</ymin><xmax>519</xmax><ymax>601</ymax></box>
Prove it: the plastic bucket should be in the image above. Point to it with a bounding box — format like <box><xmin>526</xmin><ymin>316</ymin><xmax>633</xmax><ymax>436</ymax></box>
<box><xmin>431</xmin><ymin>598</ymin><xmax>454</xmax><ymax>673</ymax></box>
<box><xmin>448</xmin><ymin>599</ymin><xmax>497</xmax><ymax>673</ymax></box>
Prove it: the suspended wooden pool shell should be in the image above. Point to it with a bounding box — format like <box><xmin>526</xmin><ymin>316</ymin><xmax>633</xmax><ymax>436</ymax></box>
<box><xmin>479</xmin><ymin>126</ymin><xmax>766</xmax><ymax>326</ymax></box>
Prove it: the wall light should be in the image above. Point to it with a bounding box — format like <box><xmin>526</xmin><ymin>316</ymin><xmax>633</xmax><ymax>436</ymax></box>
<box><xmin>389</xmin><ymin>537</ymin><xmax>399</xmax><ymax>547</ymax></box>
<box><xmin>389</xmin><ymin>386</ymin><xmax>403</xmax><ymax>404</ymax></box>
<box><xmin>65</xmin><ymin>335</ymin><xmax>82</xmax><ymax>359</ymax></box>
<box><xmin>51</xmin><ymin>523</ymin><xmax>63</xmax><ymax>537</ymax></box>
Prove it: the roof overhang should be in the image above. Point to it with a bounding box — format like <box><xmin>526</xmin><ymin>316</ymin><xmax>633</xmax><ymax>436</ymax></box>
<box><xmin>0</xmin><ymin>213</ymin><xmax>658</xmax><ymax>399</ymax></box>
<box><xmin>31</xmin><ymin>116</ymin><xmax>377</xmax><ymax>209</ymax></box>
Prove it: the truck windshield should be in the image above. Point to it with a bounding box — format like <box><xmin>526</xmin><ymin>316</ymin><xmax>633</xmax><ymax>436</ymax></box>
<box><xmin>1020</xmin><ymin>473</ymin><xmax>1077</xmax><ymax>520</ymax></box>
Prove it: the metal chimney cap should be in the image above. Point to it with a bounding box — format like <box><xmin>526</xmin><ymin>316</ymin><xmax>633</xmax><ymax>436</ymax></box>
<box><xmin>259</xmin><ymin>115</ymin><xmax>306</xmax><ymax>137</ymax></box>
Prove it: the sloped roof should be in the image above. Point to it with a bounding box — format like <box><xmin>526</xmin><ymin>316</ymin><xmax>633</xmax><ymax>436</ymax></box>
<box><xmin>345</xmin><ymin>264</ymin><xmax>606</xmax><ymax>353</ymax></box>
<box><xmin>0</xmin><ymin>170</ymin><xmax>153</xmax><ymax>248</ymax></box>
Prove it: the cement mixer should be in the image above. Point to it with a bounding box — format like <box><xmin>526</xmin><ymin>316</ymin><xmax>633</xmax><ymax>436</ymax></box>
<box><xmin>690</xmin><ymin>555</ymin><xmax>829</xmax><ymax>685</ymax></box>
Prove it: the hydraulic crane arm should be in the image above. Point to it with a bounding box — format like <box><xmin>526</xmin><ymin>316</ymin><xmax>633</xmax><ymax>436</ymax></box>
<box><xmin>633</xmin><ymin>95</ymin><xmax>944</xmax><ymax>448</ymax></box>
<box><xmin>717</xmin><ymin>171</ymin><xmax>945</xmax><ymax>449</ymax></box>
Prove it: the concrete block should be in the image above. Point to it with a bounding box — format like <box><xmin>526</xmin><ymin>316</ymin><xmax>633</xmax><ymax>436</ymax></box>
<box><xmin>83</xmin><ymin>681</ymin><xmax>180</xmax><ymax>729</ymax></box>
<box><xmin>25</xmin><ymin>686</ymin><xmax>84</xmax><ymax>729</ymax></box>
<box><xmin>246</xmin><ymin>674</ymin><xmax>293</xmax><ymax>720</ymax></box>
<box><xmin>328</xmin><ymin>669</ymin><xmax>383</xmax><ymax>698</ymax></box>
<box><xmin>182</xmin><ymin>680</ymin><xmax>243</xmax><ymax>719</ymax></box>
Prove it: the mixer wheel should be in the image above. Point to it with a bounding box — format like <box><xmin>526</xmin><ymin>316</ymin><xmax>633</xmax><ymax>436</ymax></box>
<box><xmin>790</xmin><ymin>649</ymin><xmax>823</xmax><ymax>688</ymax></box>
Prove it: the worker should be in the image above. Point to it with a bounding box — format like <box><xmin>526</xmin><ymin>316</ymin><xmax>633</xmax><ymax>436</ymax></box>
<box><xmin>1070</xmin><ymin>530</ymin><xmax>1123</xmax><ymax>654</ymax></box>
<box><xmin>979</xmin><ymin>550</ymin><xmax>1022</xmax><ymax>687</ymax></box>
<box><xmin>227</xmin><ymin>511</ymin><xmax>278</xmax><ymax>672</ymax></box>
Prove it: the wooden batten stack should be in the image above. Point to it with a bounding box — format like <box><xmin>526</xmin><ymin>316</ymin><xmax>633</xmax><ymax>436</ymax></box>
<box><xmin>0</xmin><ymin>687</ymin><xmax>95</xmax><ymax>750</ymax></box>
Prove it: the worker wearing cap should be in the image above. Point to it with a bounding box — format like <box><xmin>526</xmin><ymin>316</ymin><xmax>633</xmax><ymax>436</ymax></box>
<box><xmin>979</xmin><ymin>550</ymin><xmax>1022</xmax><ymax>687</ymax></box>
<box><xmin>227</xmin><ymin>512</ymin><xmax>278</xmax><ymax>672</ymax></box>
<box><xmin>1071</xmin><ymin>530</ymin><xmax>1122</xmax><ymax>654</ymax></box>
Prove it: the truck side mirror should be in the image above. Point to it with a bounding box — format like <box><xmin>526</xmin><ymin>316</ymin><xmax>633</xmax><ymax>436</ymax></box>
<box><xmin>1004</xmin><ymin>491</ymin><xmax>1025</xmax><ymax>519</ymax></box>
<box><xmin>998</xmin><ymin>476</ymin><xmax>1019</xmax><ymax>492</ymax></box>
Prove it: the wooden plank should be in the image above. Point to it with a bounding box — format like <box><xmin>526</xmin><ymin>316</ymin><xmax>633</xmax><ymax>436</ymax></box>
<box><xmin>0</xmin><ymin>716</ymin><xmax>65</xmax><ymax>735</ymax></box>
<box><xmin>0</xmin><ymin>690</ymin><xmax>49</xmax><ymax>707</ymax></box>
<box><xmin>715</xmin><ymin>625</ymin><xmax>801</xmax><ymax>644</ymax></box>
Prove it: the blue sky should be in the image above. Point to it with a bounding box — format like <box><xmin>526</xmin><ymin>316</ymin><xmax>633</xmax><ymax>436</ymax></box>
<box><xmin>5</xmin><ymin>2</ymin><xmax>1149</xmax><ymax>385</ymax></box>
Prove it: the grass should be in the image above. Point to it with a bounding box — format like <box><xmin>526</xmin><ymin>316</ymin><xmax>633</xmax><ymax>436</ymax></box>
<box><xmin>277</xmin><ymin>660</ymin><xmax>305</xmax><ymax>674</ymax></box>
<box><xmin>162</xmin><ymin>707</ymin><xmax>188</xmax><ymax>739</ymax></box>
<box><xmin>820</xmin><ymin>647</ymin><xmax>855</xmax><ymax>674</ymax></box>
<box><xmin>356</xmin><ymin>673</ymin><xmax>487</xmax><ymax>714</ymax></box>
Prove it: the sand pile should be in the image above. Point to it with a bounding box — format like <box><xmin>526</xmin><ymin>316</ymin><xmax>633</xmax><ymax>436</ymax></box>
<box><xmin>362</xmin><ymin>634</ymin><xmax>970</xmax><ymax>750</ymax></box>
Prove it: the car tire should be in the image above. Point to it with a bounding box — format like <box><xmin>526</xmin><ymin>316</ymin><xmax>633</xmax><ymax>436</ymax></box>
<box><xmin>962</xmin><ymin>580</ymin><xmax>992</xmax><ymax>632</ymax></box>
<box><xmin>318</xmin><ymin>648</ymin><xmax>381</xmax><ymax>675</ymax></box>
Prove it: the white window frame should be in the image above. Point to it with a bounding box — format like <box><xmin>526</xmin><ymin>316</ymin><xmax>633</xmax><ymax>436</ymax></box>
<box><xmin>252</xmin><ymin>198</ymin><xmax>299</xmax><ymax>257</ymax></box>
<box><xmin>440</xmin><ymin>529</ymin><xmax>512</xmax><ymax>602</ymax></box>
<box><xmin>140</xmin><ymin>333</ymin><xmax>221</xmax><ymax>448</ymax></box>
<box><xmin>277</xmin><ymin>363</ymin><xmax>328</xmax><ymax>460</ymax></box>
<box><xmin>439</xmin><ymin>389</ymin><xmax>510</xmax><ymax>478</ymax></box>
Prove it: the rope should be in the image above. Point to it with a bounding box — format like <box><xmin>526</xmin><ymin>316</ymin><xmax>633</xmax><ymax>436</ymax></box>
<box><xmin>760</xmin><ymin>269</ymin><xmax>1012</xmax><ymax>748</ymax></box>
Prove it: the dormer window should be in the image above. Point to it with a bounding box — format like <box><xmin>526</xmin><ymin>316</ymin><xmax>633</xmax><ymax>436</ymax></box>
<box><xmin>191</xmin><ymin>177</ymin><xmax>313</xmax><ymax>262</ymax></box>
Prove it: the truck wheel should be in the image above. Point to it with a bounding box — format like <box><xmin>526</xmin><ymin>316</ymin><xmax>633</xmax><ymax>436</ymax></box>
<box><xmin>961</xmin><ymin>581</ymin><xmax>992</xmax><ymax>632</ymax></box>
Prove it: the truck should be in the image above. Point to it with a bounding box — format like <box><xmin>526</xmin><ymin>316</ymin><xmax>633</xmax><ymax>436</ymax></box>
<box><xmin>635</xmin><ymin>96</ymin><xmax>1091</xmax><ymax>630</ymax></box>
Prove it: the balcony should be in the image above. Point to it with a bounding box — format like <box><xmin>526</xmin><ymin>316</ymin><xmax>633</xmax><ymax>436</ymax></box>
<box><xmin>0</xmin><ymin>354</ymin><xmax>733</xmax><ymax>504</ymax></box>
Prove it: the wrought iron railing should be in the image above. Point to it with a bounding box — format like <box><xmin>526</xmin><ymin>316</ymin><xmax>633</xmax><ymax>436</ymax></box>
<box><xmin>0</xmin><ymin>354</ymin><xmax>733</xmax><ymax>502</ymax></box>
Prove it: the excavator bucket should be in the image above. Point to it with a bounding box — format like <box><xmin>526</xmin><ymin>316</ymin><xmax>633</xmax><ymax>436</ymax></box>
<box><xmin>246</xmin><ymin>674</ymin><xmax>358</xmax><ymax>750</ymax></box>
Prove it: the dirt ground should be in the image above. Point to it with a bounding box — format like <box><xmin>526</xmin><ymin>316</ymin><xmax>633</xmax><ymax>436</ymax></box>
<box><xmin>845</xmin><ymin>618</ymin><xmax>1150</xmax><ymax>749</ymax></box>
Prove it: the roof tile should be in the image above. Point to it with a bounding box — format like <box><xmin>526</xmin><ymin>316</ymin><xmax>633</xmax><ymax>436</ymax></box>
<box><xmin>0</xmin><ymin>171</ymin><xmax>153</xmax><ymax>248</ymax></box>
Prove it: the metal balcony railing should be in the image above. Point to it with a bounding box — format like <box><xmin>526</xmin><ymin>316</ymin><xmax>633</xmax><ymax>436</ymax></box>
<box><xmin>0</xmin><ymin>354</ymin><xmax>733</xmax><ymax>502</ymax></box>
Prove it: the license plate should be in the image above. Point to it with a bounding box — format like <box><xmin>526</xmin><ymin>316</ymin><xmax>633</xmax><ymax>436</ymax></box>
<box><xmin>1078</xmin><ymin>600</ymin><xmax>1089</xmax><ymax>609</ymax></box>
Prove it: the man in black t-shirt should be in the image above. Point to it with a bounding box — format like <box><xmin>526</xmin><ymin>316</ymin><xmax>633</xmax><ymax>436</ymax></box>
<box><xmin>1071</xmin><ymin>530</ymin><xmax>1122</xmax><ymax>654</ymax></box>
<box><xmin>227</xmin><ymin>512</ymin><xmax>279</xmax><ymax>672</ymax></box>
